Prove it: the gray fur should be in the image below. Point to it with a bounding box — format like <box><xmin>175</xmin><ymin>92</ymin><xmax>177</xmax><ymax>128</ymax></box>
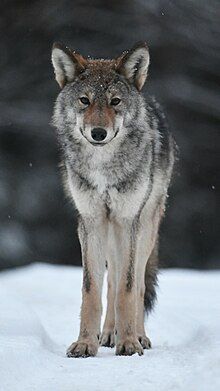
<box><xmin>51</xmin><ymin>42</ymin><xmax>175</xmax><ymax>357</ymax></box>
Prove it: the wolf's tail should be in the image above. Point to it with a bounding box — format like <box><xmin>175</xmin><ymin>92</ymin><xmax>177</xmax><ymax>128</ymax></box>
<box><xmin>144</xmin><ymin>241</ymin><xmax>159</xmax><ymax>314</ymax></box>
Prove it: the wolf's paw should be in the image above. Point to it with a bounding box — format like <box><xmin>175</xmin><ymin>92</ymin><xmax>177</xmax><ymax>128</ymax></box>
<box><xmin>138</xmin><ymin>335</ymin><xmax>152</xmax><ymax>349</ymax></box>
<box><xmin>66</xmin><ymin>340</ymin><xmax>98</xmax><ymax>358</ymax></box>
<box><xmin>100</xmin><ymin>329</ymin><xmax>115</xmax><ymax>347</ymax></box>
<box><xmin>116</xmin><ymin>338</ymin><xmax>144</xmax><ymax>356</ymax></box>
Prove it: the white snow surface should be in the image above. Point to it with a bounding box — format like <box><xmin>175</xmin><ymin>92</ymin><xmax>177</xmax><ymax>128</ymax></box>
<box><xmin>0</xmin><ymin>263</ymin><xmax>220</xmax><ymax>391</ymax></box>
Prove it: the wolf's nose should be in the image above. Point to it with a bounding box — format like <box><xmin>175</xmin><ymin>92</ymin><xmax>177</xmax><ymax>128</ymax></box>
<box><xmin>91</xmin><ymin>128</ymin><xmax>107</xmax><ymax>142</ymax></box>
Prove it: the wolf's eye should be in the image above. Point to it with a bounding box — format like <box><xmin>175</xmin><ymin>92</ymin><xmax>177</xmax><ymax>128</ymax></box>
<box><xmin>79</xmin><ymin>97</ymin><xmax>90</xmax><ymax>105</ymax></box>
<box><xmin>111</xmin><ymin>97</ymin><xmax>121</xmax><ymax>106</ymax></box>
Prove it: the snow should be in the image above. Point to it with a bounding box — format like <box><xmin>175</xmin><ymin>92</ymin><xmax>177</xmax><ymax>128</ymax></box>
<box><xmin>0</xmin><ymin>264</ymin><xmax>220</xmax><ymax>391</ymax></box>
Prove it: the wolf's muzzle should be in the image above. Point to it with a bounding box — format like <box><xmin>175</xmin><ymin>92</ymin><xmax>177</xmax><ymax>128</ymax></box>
<box><xmin>91</xmin><ymin>128</ymin><xmax>107</xmax><ymax>142</ymax></box>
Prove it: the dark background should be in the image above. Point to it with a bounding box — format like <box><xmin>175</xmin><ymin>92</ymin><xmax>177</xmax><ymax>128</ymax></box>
<box><xmin>0</xmin><ymin>0</ymin><xmax>219</xmax><ymax>270</ymax></box>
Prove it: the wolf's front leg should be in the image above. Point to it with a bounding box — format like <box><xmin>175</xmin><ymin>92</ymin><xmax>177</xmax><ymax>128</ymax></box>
<box><xmin>114</xmin><ymin>220</ymin><xmax>143</xmax><ymax>356</ymax></box>
<box><xmin>67</xmin><ymin>217</ymin><xmax>106</xmax><ymax>358</ymax></box>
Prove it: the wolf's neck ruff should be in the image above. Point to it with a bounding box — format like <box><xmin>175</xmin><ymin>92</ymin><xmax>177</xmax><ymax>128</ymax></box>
<box><xmin>51</xmin><ymin>41</ymin><xmax>175</xmax><ymax>358</ymax></box>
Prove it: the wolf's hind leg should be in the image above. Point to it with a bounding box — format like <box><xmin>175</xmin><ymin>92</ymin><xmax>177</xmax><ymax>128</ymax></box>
<box><xmin>136</xmin><ymin>207</ymin><xmax>161</xmax><ymax>349</ymax></box>
<box><xmin>100</xmin><ymin>260</ymin><xmax>116</xmax><ymax>347</ymax></box>
<box><xmin>136</xmin><ymin>241</ymin><xmax>158</xmax><ymax>349</ymax></box>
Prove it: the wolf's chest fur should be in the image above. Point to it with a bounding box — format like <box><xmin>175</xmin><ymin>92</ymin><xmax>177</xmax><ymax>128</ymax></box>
<box><xmin>67</xmin><ymin>156</ymin><xmax>151</xmax><ymax>220</ymax></box>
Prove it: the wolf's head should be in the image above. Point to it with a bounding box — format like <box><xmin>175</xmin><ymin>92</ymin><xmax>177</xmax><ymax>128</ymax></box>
<box><xmin>51</xmin><ymin>42</ymin><xmax>149</xmax><ymax>148</ymax></box>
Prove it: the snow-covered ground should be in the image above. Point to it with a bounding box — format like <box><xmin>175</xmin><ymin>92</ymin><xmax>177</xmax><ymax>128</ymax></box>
<box><xmin>0</xmin><ymin>264</ymin><xmax>220</xmax><ymax>391</ymax></box>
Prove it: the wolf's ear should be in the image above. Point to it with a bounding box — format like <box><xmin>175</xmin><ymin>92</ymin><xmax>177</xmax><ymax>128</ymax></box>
<box><xmin>51</xmin><ymin>42</ymin><xmax>87</xmax><ymax>88</ymax></box>
<box><xmin>116</xmin><ymin>42</ymin><xmax>150</xmax><ymax>91</ymax></box>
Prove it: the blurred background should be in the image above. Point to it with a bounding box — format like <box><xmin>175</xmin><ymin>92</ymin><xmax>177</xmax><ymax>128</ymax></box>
<box><xmin>0</xmin><ymin>0</ymin><xmax>219</xmax><ymax>270</ymax></box>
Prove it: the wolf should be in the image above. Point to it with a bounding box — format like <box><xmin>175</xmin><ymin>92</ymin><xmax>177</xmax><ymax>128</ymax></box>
<box><xmin>51</xmin><ymin>41</ymin><xmax>175</xmax><ymax>357</ymax></box>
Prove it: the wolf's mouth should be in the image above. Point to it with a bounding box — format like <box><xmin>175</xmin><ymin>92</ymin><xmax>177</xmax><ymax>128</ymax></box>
<box><xmin>80</xmin><ymin>128</ymin><xmax>119</xmax><ymax>146</ymax></box>
<box><xmin>90</xmin><ymin>142</ymin><xmax>106</xmax><ymax>147</ymax></box>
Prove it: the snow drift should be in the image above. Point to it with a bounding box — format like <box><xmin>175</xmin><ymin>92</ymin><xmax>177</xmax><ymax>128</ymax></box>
<box><xmin>0</xmin><ymin>264</ymin><xmax>220</xmax><ymax>391</ymax></box>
